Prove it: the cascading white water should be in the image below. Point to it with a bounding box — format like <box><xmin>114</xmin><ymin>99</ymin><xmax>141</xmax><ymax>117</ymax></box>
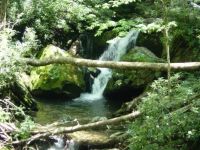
<box><xmin>90</xmin><ymin>67</ymin><xmax>112</xmax><ymax>98</ymax></box>
<box><xmin>48</xmin><ymin>136</ymin><xmax>78</xmax><ymax>150</ymax></box>
<box><xmin>76</xmin><ymin>30</ymin><xmax>139</xmax><ymax>101</ymax></box>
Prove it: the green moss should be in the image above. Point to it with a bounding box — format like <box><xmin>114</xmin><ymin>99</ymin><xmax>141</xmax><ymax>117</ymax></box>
<box><xmin>30</xmin><ymin>45</ymin><xmax>84</xmax><ymax>95</ymax></box>
<box><xmin>121</xmin><ymin>46</ymin><xmax>163</xmax><ymax>62</ymax></box>
<box><xmin>106</xmin><ymin>47</ymin><xmax>160</xmax><ymax>92</ymax></box>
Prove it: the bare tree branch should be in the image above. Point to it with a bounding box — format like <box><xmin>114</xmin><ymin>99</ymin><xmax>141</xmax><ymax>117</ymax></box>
<box><xmin>22</xmin><ymin>57</ymin><xmax>200</xmax><ymax>71</ymax></box>
<box><xmin>12</xmin><ymin>111</ymin><xmax>141</xmax><ymax>145</ymax></box>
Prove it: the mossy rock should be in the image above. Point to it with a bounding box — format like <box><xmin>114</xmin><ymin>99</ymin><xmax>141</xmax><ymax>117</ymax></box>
<box><xmin>30</xmin><ymin>45</ymin><xmax>85</xmax><ymax>98</ymax></box>
<box><xmin>137</xmin><ymin>32</ymin><xmax>163</xmax><ymax>57</ymax></box>
<box><xmin>105</xmin><ymin>47</ymin><xmax>161</xmax><ymax>95</ymax></box>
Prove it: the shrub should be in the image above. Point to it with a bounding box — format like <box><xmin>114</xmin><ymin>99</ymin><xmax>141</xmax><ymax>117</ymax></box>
<box><xmin>129</xmin><ymin>73</ymin><xmax>200</xmax><ymax>150</ymax></box>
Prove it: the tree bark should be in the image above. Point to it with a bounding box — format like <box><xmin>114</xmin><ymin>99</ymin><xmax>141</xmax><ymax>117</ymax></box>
<box><xmin>12</xmin><ymin>111</ymin><xmax>141</xmax><ymax>145</ymax></box>
<box><xmin>163</xmin><ymin>28</ymin><xmax>171</xmax><ymax>95</ymax></box>
<box><xmin>161</xmin><ymin>0</ymin><xmax>171</xmax><ymax>95</ymax></box>
<box><xmin>0</xmin><ymin>0</ymin><xmax>8</xmax><ymax>28</ymax></box>
<box><xmin>23</xmin><ymin>57</ymin><xmax>200</xmax><ymax>71</ymax></box>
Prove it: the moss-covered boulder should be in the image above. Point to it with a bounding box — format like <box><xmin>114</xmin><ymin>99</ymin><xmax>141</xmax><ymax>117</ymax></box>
<box><xmin>105</xmin><ymin>46</ymin><xmax>161</xmax><ymax>98</ymax></box>
<box><xmin>30</xmin><ymin>45</ymin><xmax>85</xmax><ymax>98</ymax></box>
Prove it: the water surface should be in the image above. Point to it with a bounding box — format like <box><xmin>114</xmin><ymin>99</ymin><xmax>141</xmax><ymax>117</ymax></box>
<box><xmin>33</xmin><ymin>97</ymin><xmax>120</xmax><ymax>125</ymax></box>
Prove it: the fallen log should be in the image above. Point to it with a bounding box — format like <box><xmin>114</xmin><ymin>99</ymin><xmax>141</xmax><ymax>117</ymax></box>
<box><xmin>12</xmin><ymin>111</ymin><xmax>140</xmax><ymax>145</ymax></box>
<box><xmin>23</xmin><ymin>57</ymin><xmax>200</xmax><ymax>71</ymax></box>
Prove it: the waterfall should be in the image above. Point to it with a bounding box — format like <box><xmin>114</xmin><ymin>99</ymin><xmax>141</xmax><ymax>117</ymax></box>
<box><xmin>76</xmin><ymin>30</ymin><xmax>139</xmax><ymax>101</ymax></box>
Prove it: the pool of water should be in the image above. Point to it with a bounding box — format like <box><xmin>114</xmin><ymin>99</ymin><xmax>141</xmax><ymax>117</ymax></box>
<box><xmin>33</xmin><ymin>97</ymin><xmax>121</xmax><ymax>125</ymax></box>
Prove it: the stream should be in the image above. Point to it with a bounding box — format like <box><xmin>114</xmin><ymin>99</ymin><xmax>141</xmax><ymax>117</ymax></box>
<box><xmin>34</xmin><ymin>97</ymin><xmax>121</xmax><ymax>125</ymax></box>
<box><xmin>34</xmin><ymin>30</ymin><xmax>139</xmax><ymax>125</ymax></box>
<box><xmin>32</xmin><ymin>30</ymin><xmax>140</xmax><ymax>149</ymax></box>
<box><xmin>32</xmin><ymin>97</ymin><xmax>125</xmax><ymax>150</ymax></box>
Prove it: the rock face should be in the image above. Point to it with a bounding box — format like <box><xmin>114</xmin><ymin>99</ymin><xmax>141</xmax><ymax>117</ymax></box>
<box><xmin>80</xmin><ymin>31</ymin><xmax>116</xmax><ymax>59</ymax></box>
<box><xmin>30</xmin><ymin>45</ymin><xmax>85</xmax><ymax>98</ymax></box>
<box><xmin>11</xmin><ymin>73</ymin><xmax>37</xmax><ymax>110</ymax></box>
<box><xmin>105</xmin><ymin>46</ymin><xmax>161</xmax><ymax>98</ymax></box>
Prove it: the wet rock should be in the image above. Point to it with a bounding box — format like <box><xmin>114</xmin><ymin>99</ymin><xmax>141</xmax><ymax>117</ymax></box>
<box><xmin>68</xmin><ymin>131</ymin><xmax>115</xmax><ymax>149</ymax></box>
<box><xmin>105</xmin><ymin>46</ymin><xmax>161</xmax><ymax>99</ymax></box>
<box><xmin>80</xmin><ymin>31</ymin><xmax>116</xmax><ymax>59</ymax></box>
<box><xmin>84</xmin><ymin>67</ymin><xmax>101</xmax><ymax>93</ymax></box>
<box><xmin>10</xmin><ymin>73</ymin><xmax>37</xmax><ymax>110</ymax></box>
<box><xmin>68</xmin><ymin>40</ymin><xmax>81</xmax><ymax>56</ymax></box>
<box><xmin>30</xmin><ymin>45</ymin><xmax>85</xmax><ymax>99</ymax></box>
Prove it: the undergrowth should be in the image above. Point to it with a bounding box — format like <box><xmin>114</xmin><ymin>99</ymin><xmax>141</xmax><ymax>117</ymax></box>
<box><xmin>129</xmin><ymin>73</ymin><xmax>200</xmax><ymax>150</ymax></box>
<box><xmin>0</xmin><ymin>97</ymin><xmax>35</xmax><ymax>149</ymax></box>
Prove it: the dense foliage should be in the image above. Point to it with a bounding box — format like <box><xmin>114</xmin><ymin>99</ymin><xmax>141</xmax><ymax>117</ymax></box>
<box><xmin>0</xmin><ymin>0</ymin><xmax>200</xmax><ymax>149</ymax></box>
<box><xmin>3</xmin><ymin>0</ymin><xmax>199</xmax><ymax>56</ymax></box>
<box><xmin>0</xmin><ymin>27</ymin><xmax>38</xmax><ymax>91</ymax></box>
<box><xmin>7</xmin><ymin>0</ymin><xmax>114</xmax><ymax>48</ymax></box>
<box><xmin>0</xmin><ymin>97</ymin><xmax>35</xmax><ymax>141</ymax></box>
<box><xmin>129</xmin><ymin>74</ymin><xmax>200</xmax><ymax>150</ymax></box>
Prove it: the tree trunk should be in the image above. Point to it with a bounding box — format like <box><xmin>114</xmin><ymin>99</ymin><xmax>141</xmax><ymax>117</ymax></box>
<box><xmin>23</xmin><ymin>57</ymin><xmax>200</xmax><ymax>71</ymax></box>
<box><xmin>0</xmin><ymin>0</ymin><xmax>8</xmax><ymax>28</ymax></box>
<box><xmin>161</xmin><ymin>0</ymin><xmax>171</xmax><ymax>95</ymax></box>
<box><xmin>163</xmin><ymin>28</ymin><xmax>171</xmax><ymax>94</ymax></box>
